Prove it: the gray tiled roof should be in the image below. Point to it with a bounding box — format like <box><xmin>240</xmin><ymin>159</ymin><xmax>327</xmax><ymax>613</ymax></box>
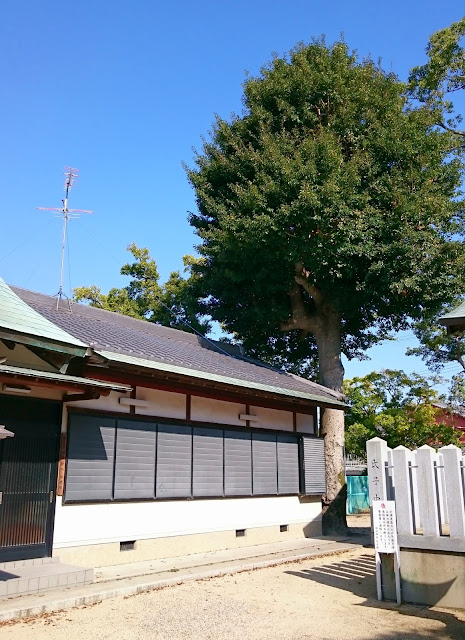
<box><xmin>11</xmin><ymin>286</ymin><xmax>344</xmax><ymax>406</ymax></box>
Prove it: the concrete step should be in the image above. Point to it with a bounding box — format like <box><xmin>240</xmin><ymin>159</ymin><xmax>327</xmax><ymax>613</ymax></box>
<box><xmin>0</xmin><ymin>556</ymin><xmax>60</xmax><ymax>570</ymax></box>
<box><xmin>0</xmin><ymin>561</ymin><xmax>94</xmax><ymax>599</ymax></box>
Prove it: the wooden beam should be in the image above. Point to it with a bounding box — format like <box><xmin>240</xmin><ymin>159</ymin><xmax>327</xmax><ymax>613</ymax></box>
<box><xmin>56</xmin><ymin>432</ymin><xmax>67</xmax><ymax>496</ymax></box>
<box><xmin>86</xmin><ymin>367</ymin><xmax>327</xmax><ymax>414</ymax></box>
<box><xmin>186</xmin><ymin>394</ymin><xmax>191</xmax><ymax>421</ymax></box>
<box><xmin>62</xmin><ymin>390</ymin><xmax>105</xmax><ymax>402</ymax></box>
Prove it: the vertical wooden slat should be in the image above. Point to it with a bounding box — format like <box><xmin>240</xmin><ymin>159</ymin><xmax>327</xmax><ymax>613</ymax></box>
<box><xmin>436</xmin><ymin>451</ymin><xmax>448</xmax><ymax>533</ymax></box>
<box><xmin>441</xmin><ymin>445</ymin><xmax>465</xmax><ymax>538</ymax></box>
<box><xmin>392</xmin><ymin>446</ymin><xmax>414</xmax><ymax>535</ymax></box>
<box><xmin>416</xmin><ymin>445</ymin><xmax>440</xmax><ymax>537</ymax></box>
<box><xmin>185</xmin><ymin>394</ymin><xmax>191</xmax><ymax>422</ymax></box>
<box><xmin>56</xmin><ymin>432</ymin><xmax>67</xmax><ymax>497</ymax></box>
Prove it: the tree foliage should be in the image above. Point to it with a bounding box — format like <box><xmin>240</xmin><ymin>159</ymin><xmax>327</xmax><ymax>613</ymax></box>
<box><xmin>74</xmin><ymin>243</ymin><xmax>210</xmax><ymax>335</ymax></box>
<box><xmin>407</xmin><ymin>299</ymin><xmax>465</xmax><ymax>373</ymax></box>
<box><xmin>186</xmin><ymin>38</ymin><xmax>465</xmax><ymax>533</ymax></box>
<box><xmin>344</xmin><ymin>370</ymin><xmax>460</xmax><ymax>457</ymax></box>
<box><xmin>187</xmin><ymin>39</ymin><xmax>465</xmax><ymax>390</ymax></box>
<box><xmin>409</xmin><ymin>17</ymin><xmax>465</xmax><ymax>138</ymax></box>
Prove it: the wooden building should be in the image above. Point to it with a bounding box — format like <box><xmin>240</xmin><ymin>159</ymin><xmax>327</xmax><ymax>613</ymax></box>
<box><xmin>0</xmin><ymin>277</ymin><xmax>345</xmax><ymax>568</ymax></box>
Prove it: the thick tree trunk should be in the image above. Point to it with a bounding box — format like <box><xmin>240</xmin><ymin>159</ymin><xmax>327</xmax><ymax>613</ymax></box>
<box><xmin>315</xmin><ymin>313</ymin><xmax>347</xmax><ymax>536</ymax></box>
<box><xmin>281</xmin><ymin>269</ymin><xmax>347</xmax><ymax>535</ymax></box>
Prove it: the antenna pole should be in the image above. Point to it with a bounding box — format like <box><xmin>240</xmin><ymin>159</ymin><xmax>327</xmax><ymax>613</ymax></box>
<box><xmin>58</xmin><ymin>204</ymin><xmax>68</xmax><ymax>302</ymax></box>
<box><xmin>37</xmin><ymin>167</ymin><xmax>93</xmax><ymax>308</ymax></box>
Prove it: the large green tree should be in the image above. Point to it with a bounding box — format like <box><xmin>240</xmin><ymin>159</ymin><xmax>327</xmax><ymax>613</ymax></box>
<box><xmin>186</xmin><ymin>39</ymin><xmax>465</xmax><ymax>533</ymax></box>
<box><xmin>344</xmin><ymin>370</ymin><xmax>460</xmax><ymax>458</ymax></box>
<box><xmin>405</xmin><ymin>19</ymin><xmax>465</xmax><ymax>384</ymax></box>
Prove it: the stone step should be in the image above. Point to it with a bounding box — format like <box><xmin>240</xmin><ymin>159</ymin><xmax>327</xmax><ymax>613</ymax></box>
<box><xmin>0</xmin><ymin>556</ymin><xmax>60</xmax><ymax>571</ymax></box>
<box><xmin>0</xmin><ymin>562</ymin><xmax>94</xmax><ymax>599</ymax></box>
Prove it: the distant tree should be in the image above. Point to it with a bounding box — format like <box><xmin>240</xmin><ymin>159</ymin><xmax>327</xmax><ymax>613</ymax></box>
<box><xmin>409</xmin><ymin>16</ymin><xmax>465</xmax><ymax>140</ymax></box>
<box><xmin>407</xmin><ymin>300</ymin><xmax>465</xmax><ymax>374</ymax></box>
<box><xmin>74</xmin><ymin>243</ymin><xmax>210</xmax><ymax>335</ymax></box>
<box><xmin>447</xmin><ymin>373</ymin><xmax>465</xmax><ymax>411</ymax></box>
<box><xmin>344</xmin><ymin>370</ymin><xmax>460</xmax><ymax>457</ymax></box>
<box><xmin>186</xmin><ymin>39</ymin><xmax>465</xmax><ymax>533</ymax></box>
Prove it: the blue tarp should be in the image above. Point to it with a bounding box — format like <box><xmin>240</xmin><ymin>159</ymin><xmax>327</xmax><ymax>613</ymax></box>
<box><xmin>347</xmin><ymin>475</ymin><xmax>370</xmax><ymax>514</ymax></box>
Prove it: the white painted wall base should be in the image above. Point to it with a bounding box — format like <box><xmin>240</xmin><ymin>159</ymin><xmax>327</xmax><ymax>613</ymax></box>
<box><xmin>53</xmin><ymin>495</ymin><xmax>322</xmax><ymax>549</ymax></box>
<box><xmin>53</xmin><ymin>495</ymin><xmax>322</xmax><ymax>567</ymax></box>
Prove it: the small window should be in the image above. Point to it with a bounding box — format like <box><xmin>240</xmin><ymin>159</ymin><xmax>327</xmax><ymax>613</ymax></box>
<box><xmin>120</xmin><ymin>540</ymin><xmax>136</xmax><ymax>551</ymax></box>
<box><xmin>236</xmin><ymin>529</ymin><xmax>246</xmax><ymax>537</ymax></box>
<box><xmin>280</xmin><ymin>524</ymin><xmax>289</xmax><ymax>533</ymax></box>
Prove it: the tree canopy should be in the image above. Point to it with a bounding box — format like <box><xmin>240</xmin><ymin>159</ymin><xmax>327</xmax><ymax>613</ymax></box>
<box><xmin>344</xmin><ymin>370</ymin><xmax>461</xmax><ymax>458</ymax></box>
<box><xmin>187</xmin><ymin>39</ymin><xmax>465</xmax><ymax>393</ymax></box>
<box><xmin>74</xmin><ymin>243</ymin><xmax>210</xmax><ymax>335</ymax></box>
<box><xmin>405</xmin><ymin>19</ymin><xmax>465</xmax><ymax>391</ymax></box>
<box><xmin>186</xmin><ymin>38</ymin><xmax>465</xmax><ymax>533</ymax></box>
<box><xmin>409</xmin><ymin>16</ymin><xmax>465</xmax><ymax>138</ymax></box>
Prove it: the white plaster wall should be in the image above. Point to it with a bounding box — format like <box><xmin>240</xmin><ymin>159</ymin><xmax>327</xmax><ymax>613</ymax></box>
<box><xmin>53</xmin><ymin>495</ymin><xmax>321</xmax><ymax>548</ymax></box>
<box><xmin>296</xmin><ymin>413</ymin><xmax>315</xmax><ymax>434</ymax></box>
<box><xmin>66</xmin><ymin>390</ymin><xmax>130</xmax><ymax>413</ymax></box>
<box><xmin>135</xmin><ymin>387</ymin><xmax>186</xmax><ymax>419</ymax></box>
<box><xmin>191</xmin><ymin>396</ymin><xmax>245</xmax><ymax>426</ymax></box>
<box><xmin>248</xmin><ymin>406</ymin><xmax>293</xmax><ymax>431</ymax></box>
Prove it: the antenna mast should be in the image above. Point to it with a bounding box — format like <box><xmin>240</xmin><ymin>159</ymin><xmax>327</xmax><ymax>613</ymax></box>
<box><xmin>37</xmin><ymin>167</ymin><xmax>93</xmax><ymax>308</ymax></box>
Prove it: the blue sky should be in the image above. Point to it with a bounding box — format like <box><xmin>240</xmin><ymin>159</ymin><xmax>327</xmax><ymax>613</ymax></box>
<box><xmin>1</xmin><ymin>1</ymin><xmax>464</xmax><ymax>385</ymax></box>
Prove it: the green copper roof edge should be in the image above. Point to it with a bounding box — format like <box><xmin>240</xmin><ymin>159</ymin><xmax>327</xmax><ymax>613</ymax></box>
<box><xmin>96</xmin><ymin>350</ymin><xmax>346</xmax><ymax>408</ymax></box>
<box><xmin>0</xmin><ymin>277</ymin><xmax>88</xmax><ymax>350</ymax></box>
<box><xmin>0</xmin><ymin>329</ymin><xmax>88</xmax><ymax>358</ymax></box>
<box><xmin>0</xmin><ymin>364</ymin><xmax>131</xmax><ymax>391</ymax></box>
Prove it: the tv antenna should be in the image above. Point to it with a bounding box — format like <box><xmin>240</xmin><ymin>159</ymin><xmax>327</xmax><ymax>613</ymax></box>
<box><xmin>37</xmin><ymin>167</ymin><xmax>93</xmax><ymax>309</ymax></box>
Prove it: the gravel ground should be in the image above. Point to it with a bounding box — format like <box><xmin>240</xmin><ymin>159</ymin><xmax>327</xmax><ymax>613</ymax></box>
<box><xmin>2</xmin><ymin>548</ymin><xmax>464</xmax><ymax>640</ymax></box>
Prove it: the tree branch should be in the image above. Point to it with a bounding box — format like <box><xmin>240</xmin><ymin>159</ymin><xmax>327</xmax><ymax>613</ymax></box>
<box><xmin>294</xmin><ymin>263</ymin><xmax>324</xmax><ymax>306</ymax></box>
<box><xmin>280</xmin><ymin>282</ymin><xmax>317</xmax><ymax>333</ymax></box>
<box><xmin>436</xmin><ymin>120</ymin><xmax>465</xmax><ymax>138</ymax></box>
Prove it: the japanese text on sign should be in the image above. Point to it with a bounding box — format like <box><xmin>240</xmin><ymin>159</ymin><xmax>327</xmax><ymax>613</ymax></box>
<box><xmin>373</xmin><ymin>500</ymin><xmax>397</xmax><ymax>553</ymax></box>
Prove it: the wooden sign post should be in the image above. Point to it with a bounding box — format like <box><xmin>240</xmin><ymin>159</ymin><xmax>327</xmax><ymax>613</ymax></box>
<box><xmin>373</xmin><ymin>500</ymin><xmax>401</xmax><ymax>604</ymax></box>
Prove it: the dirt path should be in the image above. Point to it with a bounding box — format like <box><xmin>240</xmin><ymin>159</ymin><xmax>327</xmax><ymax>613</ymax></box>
<box><xmin>2</xmin><ymin>548</ymin><xmax>464</xmax><ymax>640</ymax></box>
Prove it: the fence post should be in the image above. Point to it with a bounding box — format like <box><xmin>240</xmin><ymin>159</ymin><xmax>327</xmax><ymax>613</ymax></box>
<box><xmin>367</xmin><ymin>437</ymin><xmax>389</xmax><ymax>503</ymax></box>
<box><xmin>416</xmin><ymin>445</ymin><xmax>440</xmax><ymax>537</ymax></box>
<box><xmin>441</xmin><ymin>445</ymin><xmax>465</xmax><ymax>538</ymax></box>
<box><xmin>392</xmin><ymin>446</ymin><xmax>414</xmax><ymax>535</ymax></box>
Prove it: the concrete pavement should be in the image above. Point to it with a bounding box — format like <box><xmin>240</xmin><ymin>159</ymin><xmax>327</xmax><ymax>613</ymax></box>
<box><xmin>0</xmin><ymin>533</ymin><xmax>370</xmax><ymax>623</ymax></box>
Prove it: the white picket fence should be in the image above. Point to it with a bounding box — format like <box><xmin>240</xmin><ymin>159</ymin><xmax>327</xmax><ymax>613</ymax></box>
<box><xmin>366</xmin><ymin>437</ymin><xmax>465</xmax><ymax>552</ymax></box>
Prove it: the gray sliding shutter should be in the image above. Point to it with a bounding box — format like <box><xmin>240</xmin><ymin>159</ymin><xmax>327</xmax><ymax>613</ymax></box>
<box><xmin>66</xmin><ymin>414</ymin><xmax>116</xmax><ymax>501</ymax></box>
<box><xmin>302</xmin><ymin>437</ymin><xmax>326</xmax><ymax>494</ymax></box>
<box><xmin>156</xmin><ymin>424</ymin><xmax>192</xmax><ymax>498</ymax></box>
<box><xmin>224</xmin><ymin>430</ymin><xmax>252</xmax><ymax>496</ymax></box>
<box><xmin>277</xmin><ymin>435</ymin><xmax>300</xmax><ymax>495</ymax></box>
<box><xmin>252</xmin><ymin>433</ymin><xmax>277</xmax><ymax>495</ymax></box>
<box><xmin>192</xmin><ymin>427</ymin><xmax>223</xmax><ymax>497</ymax></box>
<box><xmin>114</xmin><ymin>420</ymin><xmax>157</xmax><ymax>499</ymax></box>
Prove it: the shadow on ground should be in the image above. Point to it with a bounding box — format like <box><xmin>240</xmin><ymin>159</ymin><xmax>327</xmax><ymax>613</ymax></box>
<box><xmin>286</xmin><ymin>554</ymin><xmax>465</xmax><ymax>640</ymax></box>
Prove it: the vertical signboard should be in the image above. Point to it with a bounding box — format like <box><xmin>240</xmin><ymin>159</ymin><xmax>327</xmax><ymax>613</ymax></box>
<box><xmin>373</xmin><ymin>500</ymin><xmax>401</xmax><ymax>604</ymax></box>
